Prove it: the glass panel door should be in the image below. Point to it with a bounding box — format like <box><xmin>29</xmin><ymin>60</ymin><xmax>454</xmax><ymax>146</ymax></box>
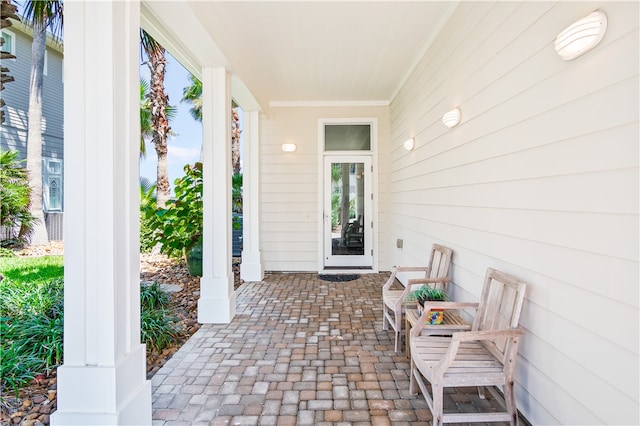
<box><xmin>324</xmin><ymin>156</ymin><xmax>372</xmax><ymax>268</ymax></box>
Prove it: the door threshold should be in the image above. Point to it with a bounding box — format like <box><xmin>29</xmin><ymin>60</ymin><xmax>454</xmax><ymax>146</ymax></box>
<box><xmin>321</xmin><ymin>266</ymin><xmax>374</xmax><ymax>274</ymax></box>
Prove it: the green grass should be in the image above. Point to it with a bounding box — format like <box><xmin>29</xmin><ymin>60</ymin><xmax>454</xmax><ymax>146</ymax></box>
<box><xmin>0</xmin><ymin>255</ymin><xmax>181</xmax><ymax>394</ymax></box>
<box><xmin>0</xmin><ymin>255</ymin><xmax>64</xmax><ymax>284</ymax></box>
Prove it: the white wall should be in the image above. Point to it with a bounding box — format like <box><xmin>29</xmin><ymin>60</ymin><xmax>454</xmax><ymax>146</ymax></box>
<box><xmin>260</xmin><ymin>105</ymin><xmax>390</xmax><ymax>272</ymax></box>
<box><xmin>389</xmin><ymin>1</ymin><xmax>639</xmax><ymax>424</ymax></box>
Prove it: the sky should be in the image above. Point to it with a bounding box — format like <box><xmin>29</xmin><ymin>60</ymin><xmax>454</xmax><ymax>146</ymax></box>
<box><xmin>139</xmin><ymin>52</ymin><xmax>203</xmax><ymax>187</ymax></box>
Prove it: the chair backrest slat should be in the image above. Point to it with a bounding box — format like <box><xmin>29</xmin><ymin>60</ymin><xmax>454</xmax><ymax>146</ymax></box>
<box><xmin>425</xmin><ymin>244</ymin><xmax>453</xmax><ymax>291</ymax></box>
<box><xmin>472</xmin><ymin>268</ymin><xmax>527</xmax><ymax>363</ymax></box>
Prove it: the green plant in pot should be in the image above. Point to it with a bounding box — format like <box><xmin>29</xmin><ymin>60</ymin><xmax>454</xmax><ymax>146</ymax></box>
<box><xmin>408</xmin><ymin>286</ymin><xmax>447</xmax><ymax>325</ymax></box>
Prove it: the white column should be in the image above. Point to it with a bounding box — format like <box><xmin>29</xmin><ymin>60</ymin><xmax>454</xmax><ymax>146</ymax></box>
<box><xmin>51</xmin><ymin>1</ymin><xmax>151</xmax><ymax>425</ymax></box>
<box><xmin>198</xmin><ymin>67</ymin><xmax>236</xmax><ymax>323</ymax></box>
<box><xmin>240</xmin><ymin>111</ymin><xmax>264</xmax><ymax>282</ymax></box>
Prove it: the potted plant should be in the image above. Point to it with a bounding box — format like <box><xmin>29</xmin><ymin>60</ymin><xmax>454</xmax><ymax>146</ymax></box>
<box><xmin>408</xmin><ymin>286</ymin><xmax>447</xmax><ymax>324</ymax></box>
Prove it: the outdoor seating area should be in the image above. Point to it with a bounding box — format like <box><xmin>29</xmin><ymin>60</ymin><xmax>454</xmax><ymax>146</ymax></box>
<box><xmin>151</xmin><ymin>272</ymin><xmax>528</xmax><ymax>425</ymax></box>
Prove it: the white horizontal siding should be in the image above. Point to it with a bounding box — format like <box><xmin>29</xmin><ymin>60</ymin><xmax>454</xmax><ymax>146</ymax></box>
<box><xmin>259</xmin><ymin>105</ymin><xmax>390</xmax><ymax>272</ymax></box>
<box><xmin>389</xmin><ymin>1</ymin><xmax>639</xmax><ymax>424</ymax></box>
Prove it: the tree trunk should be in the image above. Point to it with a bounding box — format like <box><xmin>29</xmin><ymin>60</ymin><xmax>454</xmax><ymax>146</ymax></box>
<box><xmin>25</xmin><ymin>21</ymin><xmax>48</xmax><ymax>245</ymax></box>
<box><xmin>147</xmin><ymin>47</ymin><xmax>170</xmax><ymax>208</ymax></box>
<box><xmin>231</xmin><ymin>107</ymin><xmax>241</xmax><ymax>174</ymax></box>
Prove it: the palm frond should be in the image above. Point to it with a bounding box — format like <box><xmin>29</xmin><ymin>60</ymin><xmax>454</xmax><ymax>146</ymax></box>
<box><xmin>22</xmin><ymin>0</ymin><xmax>63</xmax><ymax>42</ymax></box>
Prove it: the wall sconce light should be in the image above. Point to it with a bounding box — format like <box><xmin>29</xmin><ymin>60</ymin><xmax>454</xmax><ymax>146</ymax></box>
<box><xmin>442</xmin><ymin>108</ymin><xmax>461</xmax><ymax>128</ymax></box>
<box><xmin>281</xmin><ymin>143</ymin><xmax>297</xmax><ymax>152</ymax></box>
<box><xmin>403</xmin><ymin>137</ymin><xmax>415</xmax><ymax>151</ymax></box>
<box><xmin>555</xmin><ymin>10</ymin><xmax>607</xmax><ymax>61</ymax></box>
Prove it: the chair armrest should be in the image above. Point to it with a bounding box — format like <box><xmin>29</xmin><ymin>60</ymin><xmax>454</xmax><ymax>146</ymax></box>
<box><xmin>407</xmin><ymin>276</ymin><xmax>449</xmax><ymax>285</ymax></box>
<box><xmin>410</xmin><ymin>302</ymin><xmax>479</xmax><ymax>337</ymax></box>
<box><xmin>383</xmin><ymin>266</ymin><xmax>431</xmax><ymax>290</ymax></box>
<box><xmin>451</xmin><ymin>328</ymin><xmax>524</xmax><ymax>342</ymax></box>
<box><xmin>393</xmin><ymin>266</ymin><xmax>431</xmax><ymax>273</ymax></box>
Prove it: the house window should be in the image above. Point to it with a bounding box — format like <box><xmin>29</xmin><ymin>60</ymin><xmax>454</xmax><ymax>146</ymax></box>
<box><xmin>43</xmin><ymin>158</ymin><xmax>63</xmax><ymax>211</ymax></box>
<box><xmin>325</xmin><ymin>124</ymin><xmax>371</xmax><ymax>151</ymax></box>
<box><xmin>1</xmin><ymin>29</ymin><xmax>16</xmax><ymax>57</ymax></box>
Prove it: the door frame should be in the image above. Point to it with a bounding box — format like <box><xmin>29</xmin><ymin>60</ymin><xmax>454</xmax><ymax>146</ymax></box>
<box><xmin>317</xmin><ymin>118</ymin><xmax>378</xmax><ymax>273</ymax></box>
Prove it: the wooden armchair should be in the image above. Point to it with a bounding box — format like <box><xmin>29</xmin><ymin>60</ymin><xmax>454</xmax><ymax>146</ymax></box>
<box><xmin>409</xmin><ymin>268</ymin><xmax>527</xmax><ymax>425</ymax></box>
<box><xmin>382</xmin><ymin>244</ymin><xmax>453</xmax><ymax>352</ymax></box>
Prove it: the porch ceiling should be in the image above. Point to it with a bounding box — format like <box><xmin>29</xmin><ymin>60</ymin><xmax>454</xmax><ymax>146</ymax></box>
<box><xmin>143</xmin><ymin>1</ymin><xmax>458</xmax><ymax>111</ymax></box>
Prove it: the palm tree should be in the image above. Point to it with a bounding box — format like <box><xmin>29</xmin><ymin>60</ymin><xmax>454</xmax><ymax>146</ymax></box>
<box><xmin>140</xmin><ymin>77</ymin><xmax>176</xmax><ymax>160</ymax></box>
<box><xmin>181</xmin><ymin>74</ymin><xmax>202</xmax><ymax>122</ymax></box>
<box><xmin>140</xmin><ymin>29</ymin><xmax>171</xmax><ymax>208</ymax></box>
<box><xmin>139</xmin><ymin>78</ymin><xmax>152</xmax><ymax>158</ymax></box>
<box><xmin>181</xmin><ymin>74</ymin><xmax>242</xmax><ymax>174</ymax></box>
<box><xmin>22</xmin><ymin>0</ymin><xmax>63</xmax><ymax>245</ymax></box>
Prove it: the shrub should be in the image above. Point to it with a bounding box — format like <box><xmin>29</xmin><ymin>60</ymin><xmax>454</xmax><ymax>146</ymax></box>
<box><xmin>0</xmin><ymin>256</ymin><xmax>183</xmax><ymax>393</ymax></box>
<box><xmin>140</xmin><ymin>281</ymin><xmax>171</xmax><ymax>309</ymax></box>
<box><xmin>0</xmin><ymin>277</ymin><xmax>64</xmax><ymax>393</ymax></box>
<box><xmin>0</xmin><ymin>149</ymin><xmax>38</xmax><ymax>247</ymax></box>
<box><xmin>140</xmin><ymin>281</ymin><xmax>181</xmax><ymax>352</ymax></box>
<box><xmin>139</xmin><ymin>178</ymin><xmax>158</xmax><ymax>253</ymax></box>
<box><xmin>0</xmin><ymin>337</ymin><xmax>42</xmax><ymax>396</ymax></box>
<box><xmin>140</xmin><ymin>307</ymin><xmax>181</xmax><ymax>352</ymax></box>
<box><xmin>0</xmin><ymin>247</ymin><xmax>16</xmax><ymax>258</ymax></box>
<box><xmin>143</xmin><ymin>162</ymin><xmax>203</xmax><ymax>259</ymax></box>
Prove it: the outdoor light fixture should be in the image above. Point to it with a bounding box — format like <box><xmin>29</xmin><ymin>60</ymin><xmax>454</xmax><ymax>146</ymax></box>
<box><xmin>442</xmin><ymin>108</ymin><xmax>461</xmax><ymax>128</ymax></box>
<box><xmin>403</xmin><ymin>137</ymin><xmax>415</xmax><ymax>151</ymax></box>
<box><xmin>555</xmin><ymin>10</ymin><xmax>607</xmax><ymax>61</ymax></box>
<box><xmin>281</xmin><ymin>143</ymin><xmax>297</xmax><ymax>152</ymax></box>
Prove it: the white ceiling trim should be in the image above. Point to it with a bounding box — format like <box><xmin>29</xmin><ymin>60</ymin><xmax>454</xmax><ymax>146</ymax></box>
<box><xmin>270</xmin><ymin>100</ymin><xmax>390</xmax><ymax>108</ymax></box>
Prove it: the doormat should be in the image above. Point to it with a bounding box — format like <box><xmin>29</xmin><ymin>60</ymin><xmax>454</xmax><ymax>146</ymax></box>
<box><xmin>318</xmin><ymin>274</ymin><xmax>360</xmax><ymax>282</ymax></box>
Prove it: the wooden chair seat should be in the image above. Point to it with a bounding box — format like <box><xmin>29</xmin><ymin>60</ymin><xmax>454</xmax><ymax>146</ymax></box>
<box><xmin>411</xmin><ymin>336</ymin><xmax>507</xmax><ymax>387</ymax></box>
<box><xmin>382</xmin><ymin>289</ymin><xmax>404</xmax><ymax>306</ymax></box>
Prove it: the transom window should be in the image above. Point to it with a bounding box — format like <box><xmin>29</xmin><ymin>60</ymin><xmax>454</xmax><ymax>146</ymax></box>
<box><xmin>324</xmin><ymin>124</ymin><xmax>371</xmax><ymax>151</ymax></box>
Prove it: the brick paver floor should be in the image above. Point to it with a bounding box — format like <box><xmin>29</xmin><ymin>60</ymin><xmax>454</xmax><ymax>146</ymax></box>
<box><xmin>151</xmin><ymin>272</ymin><xmax>524</xmax><ymax>425</ymax></box>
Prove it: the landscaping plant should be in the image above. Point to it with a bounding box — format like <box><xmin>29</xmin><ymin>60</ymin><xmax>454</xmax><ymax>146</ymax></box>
<box><xmin>140</xmin><ymin>282</ymin><xmax>181</xmax><ymax>352</ymax></box>
<box><xmin>139</xmin><ymin>177</ymin><xmax>158</xmax><ymax>253</ymax></box>
<box><xmin>142</xmin><ymin>162</ymin><xmax>203</xmax><ymax>259</ymax></box>
<box><xmin>0</xmin><ymin>256</ymin><xmax>182</xmax><ymax>395</ymax></box>
<box><xmin>0</xmin><ymin>149</ymin><xmax>38</xmax><ymax>247</ymax></box>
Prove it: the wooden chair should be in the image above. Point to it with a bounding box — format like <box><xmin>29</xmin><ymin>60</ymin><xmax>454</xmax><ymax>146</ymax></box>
<box><xmin>409</xmin><ymin>268</ymin><xmax>527</xmax><ymax>425</ymax></box>
<box><xmin>382</xmin><ymin>244</ymin><xmax>453</xmax><ymax>352</ymax></box>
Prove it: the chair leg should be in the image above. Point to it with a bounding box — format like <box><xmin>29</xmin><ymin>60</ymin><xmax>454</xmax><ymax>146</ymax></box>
<box><xmin>382</xmin><ymin>304</ymin><xmax>388</xmax><ymax>331</ymax></box>
<box><xmin>394</xmin><ymin>315</ymin><xmax>402</xmax><ymax>353</ymax></box>
<box><xmin>432</xmin><ymin>383</ymin><xmax>444</xmax><ymax>426</ymax></box>
<box><xmin>504</xmin><ymin>382</ymin><xmax>518</xmax><ymax>426</ymax></box>
<box><xmin>409</xmin><ymin>360</ymin><xmax>417</xmax><ymax>395</ymax></box>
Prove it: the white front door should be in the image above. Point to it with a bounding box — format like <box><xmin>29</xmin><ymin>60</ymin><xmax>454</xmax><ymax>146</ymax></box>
<box><xmin>323</xmin><ymin>155</ymin><xmax>372</xmax><ymax>268</ymax></box>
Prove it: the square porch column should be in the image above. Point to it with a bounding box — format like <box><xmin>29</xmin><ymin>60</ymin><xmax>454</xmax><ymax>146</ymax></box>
<box><xmin>198</xmin><ymin>67</ymin><xmax>236</xmax><ymax>323</ymax></box>
<box><xmin>51</xmin><ymin>1</ymin><xmax>151</xmax><ymax>425</ymax></box>
<box><xmin>240</xmin><ymin>110</ymin><xmax>264</xmax><ymax>282</ymax></box>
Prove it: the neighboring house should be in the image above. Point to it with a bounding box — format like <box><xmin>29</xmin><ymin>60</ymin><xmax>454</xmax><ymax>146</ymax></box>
<box><xmin>0</xmin><ymin>22</ymin><xmax>64</xmax><ymax>240</ymax></box>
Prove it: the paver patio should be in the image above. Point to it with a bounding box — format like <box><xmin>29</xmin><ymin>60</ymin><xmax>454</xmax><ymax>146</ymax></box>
<box><xmin>151</xmin><ymin>272</ymin><xmax>523</xmax><ymax>425</ymax></box>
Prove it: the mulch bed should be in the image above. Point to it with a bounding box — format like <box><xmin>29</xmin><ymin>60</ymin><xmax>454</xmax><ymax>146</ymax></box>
<box><xmin>0</xmin><ymin>242</ymin><xmax>243</xmax><ymax>425</ymax></box>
